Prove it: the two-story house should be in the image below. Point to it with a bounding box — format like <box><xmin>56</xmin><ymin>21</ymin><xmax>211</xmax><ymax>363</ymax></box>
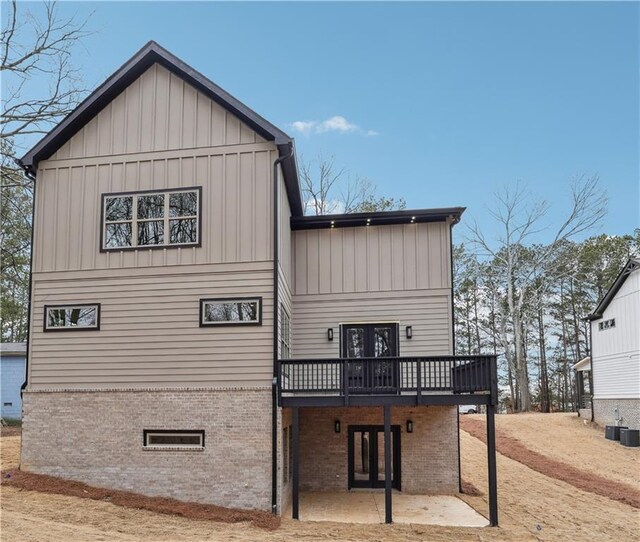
<box><xmin>17</xmin><ymin>42</ymin><xmax>498</xmax><ymax>525</ymax></box>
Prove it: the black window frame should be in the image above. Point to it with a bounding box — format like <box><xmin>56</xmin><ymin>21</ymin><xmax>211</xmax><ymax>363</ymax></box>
<box><xmin>143</xmin><ymin>429</ymin><xmax>205</xmax><ymax>449</ymax></box>
<box><xmin>43</xmin><ymin>303</ymin><xmax>101</xmax><ymax>332</ymax></box>
<box><xmin>100</xmin><ymin>186</ymin><xmax>202</xmax><ymax>252</ymax></box>
<box><xmin>199</xmin><ymin>297</ymin><xmax>263</xmax><ymax>327</ymax></box>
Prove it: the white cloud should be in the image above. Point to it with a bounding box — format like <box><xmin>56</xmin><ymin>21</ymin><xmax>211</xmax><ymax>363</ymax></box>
<box><xmin>289</xmin><ymin>115</ymin><xmax>378</xmax><ymax>137</ymax></box>
<box><xmin>290</xmin><ymin>121</ymin><xmax>316</xmax><ymax>135</ymax></box>
<box><xmin>316</xmin><ymin>115</ymin><xmax>359</xmax><ymax>133</ymax></box>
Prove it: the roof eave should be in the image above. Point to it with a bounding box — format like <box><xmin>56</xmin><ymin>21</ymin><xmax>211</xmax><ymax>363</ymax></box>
<box><xmin>291</xmin><ymin>207</ymin><xmax>466</xmax><ymax>231</ymax></box>
<box><xmin>18</xmin><ymin>40</ymin><xmax>304</xmax><ymax>215</ymax></box>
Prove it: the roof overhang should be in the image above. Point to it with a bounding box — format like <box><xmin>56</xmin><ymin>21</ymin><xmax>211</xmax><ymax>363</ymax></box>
<box><xmin>17</xmin><ymin>41</ymin><xmax>303</xmax><ymax>216</ymax></box>
<box><xmin>291</xmin><ymin>207</ymin><xmax>465</xmax><ymax>231</ymax></box>
<box><xmin>0</xmin><ymin>342</ymin><xmax>26</xmax><ymax>357</ymax></box>
<box><xmin>586</xmin><ymin>258</ymin><xmax>640</xmax><ymax>321</ymax></box>
<box><xmin>573</xmin><ymin>356</ymin><xmax>591</xmax><ymax>372</ymax></box>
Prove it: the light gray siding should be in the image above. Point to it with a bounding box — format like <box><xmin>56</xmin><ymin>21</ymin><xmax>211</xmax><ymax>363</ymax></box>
<box><xmin>592</xmin><ymin>269</ymin><xmax>640</xmax><ymax>400</ymax></box>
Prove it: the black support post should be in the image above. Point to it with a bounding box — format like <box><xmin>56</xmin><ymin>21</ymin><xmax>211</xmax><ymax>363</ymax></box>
<box><xmin>292</xmin><ymin>406</ymin><xmax>300</xmax><ymax>520</ymax></box>
<box><xmin>486</xmin><ymin>401</ymin><xmax>498</xmax><ymax>526</ymax></box>
<box><xmin>384</xmin><ymin>404</ymin><xmax>392</xmax><ymax>524</ymax></box>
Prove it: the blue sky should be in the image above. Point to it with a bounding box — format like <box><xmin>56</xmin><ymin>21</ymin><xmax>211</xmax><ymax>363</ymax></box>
<box><xmin>12</xmin><ymin>1</ymin><xmax>640</xmax><ymax>243</ymax></box>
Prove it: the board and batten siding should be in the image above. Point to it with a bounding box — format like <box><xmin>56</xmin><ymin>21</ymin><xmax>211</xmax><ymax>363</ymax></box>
<box><xmin>34</xmin><ymin>145</ymin><xmax>276</xmax><ymax>273</ymax></box>
<box><xmin>592</xmin><ymin>269</ymin><xmax>640</xmax><ymax>400</ymax></box>
<box><xmin>293</xmin><ymin>222</ymin><xmax>451</xmax><ymax>295</ymax></box>
<box><xmin>29</xmin><ymin>263</ymin><xmax>274</xmax><ymax>389</ymax></box>
<box><xmin>291</xmin><ymin>221</ymin><xmax>454</xmax><ymax>359</ymax></box>
<box><xmin>51</xmin><ymin>63</ymin><xmax>265</xmax><ymax>160</ymax></box>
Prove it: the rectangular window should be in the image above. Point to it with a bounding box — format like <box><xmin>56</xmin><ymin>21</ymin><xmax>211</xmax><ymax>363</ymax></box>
<box><xmin>143</xmin><ymin>430</ymin><xmax>205</xmax><ymax>449</ymax></box>
<box><xmin>44</xmin><ymin>304</ymin><xmax>100</xmax><ymax>331</ymax></box>
<box><xmin>280</xmin><ymin>304</ymin><xmax>292</xmax><ymax>359</ymax></box>
<box><xmin>102</xmin><ymin>187</ymin><xmax>201</xmax><ymax>251</ymax></box>
<box><xmin>200</xmin><ymin>297</ymin><xmax>262</xmax><ymax>326</ymax></box>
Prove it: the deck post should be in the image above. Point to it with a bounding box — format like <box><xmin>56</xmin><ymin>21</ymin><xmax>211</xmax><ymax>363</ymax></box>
<box><xmin>487</xmin><ymin>400</ymin><xmax>498</xmax><ymax>526</ymax></box>
<box><xmin>384</xmin><ymin>404</ymin><xmax>392</xmax><ymax>524</ymax></box>
<box><xmin>292</xmin><ymin>406</ymin><xmax>300</xmax><ymax>520</ymax></box>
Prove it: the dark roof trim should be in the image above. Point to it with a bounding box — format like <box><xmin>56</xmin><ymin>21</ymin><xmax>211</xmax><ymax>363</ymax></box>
<box><xmin>18</xmin><ymin>41</ymin><xmax>303</xmax><ymax>216</ymax></box>
<box><xmin>291</xmin><ymin>207</ymin><xmax>465</xmax><ymax>231</ymax></box>
<box><xmin>587</xmin><ymin>258</ymin><xmax>640</xmax><ymax>321</ymax></box>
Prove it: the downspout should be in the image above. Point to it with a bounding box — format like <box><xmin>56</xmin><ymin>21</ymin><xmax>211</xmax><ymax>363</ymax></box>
<box><xmin>449</xmin><ymin>218</ymin><xmax>462</xmax><ymax>493</ymax></box>
<box><xmin>14</xmin><ymin>160</ymin><xmax>36</xmax><ymax>398</ymax></box>
<box><xmin>271</xmin><ymin>146</ymin><xmax>291</xmax><ymax>515</ymax></box>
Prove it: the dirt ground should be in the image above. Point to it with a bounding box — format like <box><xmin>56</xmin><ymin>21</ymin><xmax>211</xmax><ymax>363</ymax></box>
<box><xmin>2</xmin><ymin>414</ymin><xmax>639</xmax><ymax>541</ymax></box>
<box><xmin>485</xmin><ymin>412</ymin><xmax>640</xmax><ymax>487</ymax></box>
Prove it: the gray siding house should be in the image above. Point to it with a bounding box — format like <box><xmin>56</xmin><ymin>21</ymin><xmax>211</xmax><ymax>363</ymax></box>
<box><xmin>17</xmin><ymin>42</ymin><xmax>498</xmax><ymax>525</ymax></box>
<box><xmin>0</xmin><ymin>342</ymin><xmax>26</xmax><ymax>420</ymax></box>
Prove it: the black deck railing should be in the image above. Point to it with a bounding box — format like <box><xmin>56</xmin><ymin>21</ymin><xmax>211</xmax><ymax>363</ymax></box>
<box><xmin>278</xmin><ymin>355</ymin><xmax>497</xmax><ymax>400</ymax></box>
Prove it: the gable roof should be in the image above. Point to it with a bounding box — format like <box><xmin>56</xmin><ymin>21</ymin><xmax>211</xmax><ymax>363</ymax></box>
<box><xmin>587</xmin><ymin>258</ymin><xmax>640</xmax><ymax>321</ymax></box>
<box><xmin>17</xmin><ymin>40</ymin><xmax>303</xmax><ymax>216</ymax></box>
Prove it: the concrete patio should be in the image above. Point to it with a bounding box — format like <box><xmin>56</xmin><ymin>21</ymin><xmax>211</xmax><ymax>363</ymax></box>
<box><xmin>293</xmin><ymin>491</ymin><xmax>489</xmax><ymax>526</ymax></box>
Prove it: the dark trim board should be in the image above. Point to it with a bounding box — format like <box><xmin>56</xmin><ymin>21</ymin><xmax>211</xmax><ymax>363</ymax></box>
<box><xmin>43</xmin><ymin>303</ymin><xmax>101</xmax><ymax>332</ymax></box>
<box><xmin>291</xmin><ymin>207</ymin><xmax>465</xmax><ymax>230</ymax></box>
<box><xmin>280</xmin><ymin>394</ymin><xmax>491</xmax><ymax>408</ymax></box>
<box><xmin>199</xmin><ymin>296</ymin><xmax>263</xmax><ymax>327</ymax></box>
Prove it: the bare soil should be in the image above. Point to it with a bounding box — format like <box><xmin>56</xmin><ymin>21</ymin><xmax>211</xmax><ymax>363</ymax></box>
<box><xmin>2</xmin><ymin>414</ymin><xmax>639</xmax><ymax>541</ymax></box>
<box><xmin>460</xmin><ymin>414</ymin><xmax>640</xmax><ymax>508</ymax></box>
<box><xmin>486</xmin><ymin>412</ymin><xmax>640</xmax><ymax>487</ymax></box>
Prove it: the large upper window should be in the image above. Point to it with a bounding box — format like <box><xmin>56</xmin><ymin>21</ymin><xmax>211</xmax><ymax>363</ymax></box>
<box><xmin>102</xmin><ymin>187</ymin><xmax>201</xmax><ymax>250</ymax></box>
<box><xmin>44</xmin><ymin>304</ymin><xmax>100</xmax><ymax>331</ymax></box>
<box><xmin>280</xmin><ymin>304</ymin><xmax>291</xmax><ymax>359</ymax></box>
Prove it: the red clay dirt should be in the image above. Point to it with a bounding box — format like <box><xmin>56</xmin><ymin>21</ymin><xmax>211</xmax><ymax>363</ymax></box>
<box><xmin>0</xmin><ymin>468</ymin><xmax>280</xmax><ymax>530</ymax></box>
<box><xmin>460</xmin><ymin>416</ymin><xmax>640</xmax><ymax>509</ymax></box>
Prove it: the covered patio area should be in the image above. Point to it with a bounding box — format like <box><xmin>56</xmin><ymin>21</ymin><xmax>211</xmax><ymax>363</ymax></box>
<box><xmin>291</xmin><ymin>491</ymin><xmax>489</xmax><ymax>527</ymax></box>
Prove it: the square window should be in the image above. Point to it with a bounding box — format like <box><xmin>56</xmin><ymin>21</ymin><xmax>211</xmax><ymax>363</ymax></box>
<box><xmin>137</xmin><ymin>220</ymin><xmax>164</xmax><ymax>246</ymax></box>
<box><xmin>137</xmin><ymin>194</ymin><xmax>165</xmax><ymax>219</ymax></box>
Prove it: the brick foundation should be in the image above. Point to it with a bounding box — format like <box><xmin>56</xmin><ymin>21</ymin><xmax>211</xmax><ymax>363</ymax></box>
<box><xmin>593</xmin><ymin>398</ymin><xmax>640</xmax><ymax>430</ymax></box>
<box><xmin>21</xmin><ymin>388</ymin><xmax>273</xmax><ymax>511</ymax></box>
<box><xmin>298</xmin><ymin>405</ymin><xmax>459</xmax><ymax>494</ymax></box>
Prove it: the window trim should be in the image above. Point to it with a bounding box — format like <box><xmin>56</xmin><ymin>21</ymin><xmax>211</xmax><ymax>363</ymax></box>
<box><xmin>100</xmin><ymin>186</ymin><xmax>202</xmax><ymax>252</ymax></box>
<box><xmin>143</xmin><ymin>429</ymin><xmax>205</xmax><ymax>449</ymax></box>
<box><xmin>199</xmin><ymin>297</ymin><xmax>263</xmax><ymax>327</ymax></box>
<box><xmin>43</xmin><ymin>303</ymin><xmax>101</xmax><ymax>332</ymax></box>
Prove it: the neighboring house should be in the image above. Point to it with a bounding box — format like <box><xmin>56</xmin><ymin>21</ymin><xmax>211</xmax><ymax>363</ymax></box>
<box><xmin>586</xmin><ymin>259</ymin><xmax>640</xmax><ymax>429</ymax></box>
<box><xmin>573</xmin><ymin>355</ymin><xmax>592</xmax><ymax>421</ymax></box>
<box><xmin>0</xmin><ymin>342</ymin><xmax>26</xmax><ymax>420</ymax></box>
<box><xmin>17</xmin><ymin>42</ymin><xmax>498</xmax><ymax>525</ymax></box>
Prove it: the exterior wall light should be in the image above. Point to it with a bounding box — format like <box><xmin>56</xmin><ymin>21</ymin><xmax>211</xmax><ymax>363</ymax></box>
<box><xmin>334</xmin><ymin>420</ymin><xmax>341</xmax><ymax>433</ymax></box>
<box><xmin>406</xmin><ymin>326</ymin><xmax>412</xmax><ymax>339</ymax></box>
<box><xmin>406</xmin><ymin>420</ymin><xmax>414</xmax><ymax>433</ymax></box>
<box><xmin>328</xmin><ymin>328</ymin><xmax>334</xmax><ymax>341</ymax></box>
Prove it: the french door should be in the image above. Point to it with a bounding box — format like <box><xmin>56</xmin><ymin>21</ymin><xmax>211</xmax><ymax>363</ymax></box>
<box><xmin>348</xmin><ymin>425</ymin><xmax>401</xmax><ymax>489</ymax></box>
<box><xmin>341</xmin><ymin>323</ymin><xmax>399</xmax><ymax>393</ymax></box>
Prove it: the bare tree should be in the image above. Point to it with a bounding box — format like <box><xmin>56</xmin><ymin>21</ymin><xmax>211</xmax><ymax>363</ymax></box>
<box><xmin>1</xmin><ymin>1</ymin><xmax>91</xmax><ymax>340</ymax></box>
<box><xmin>1</xmin><ymin>0</ymin><xmax>91</xmax><ymax>143</ymax></box>
<box><xmin>466</xmin><ymin>176</ymin><xmax>607</xmax><ymax>411</ymax></box>
<box><xmin>300</xmin><ymin>155</ymin><xmax>406</xmax><ymax>215</ymax></box>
